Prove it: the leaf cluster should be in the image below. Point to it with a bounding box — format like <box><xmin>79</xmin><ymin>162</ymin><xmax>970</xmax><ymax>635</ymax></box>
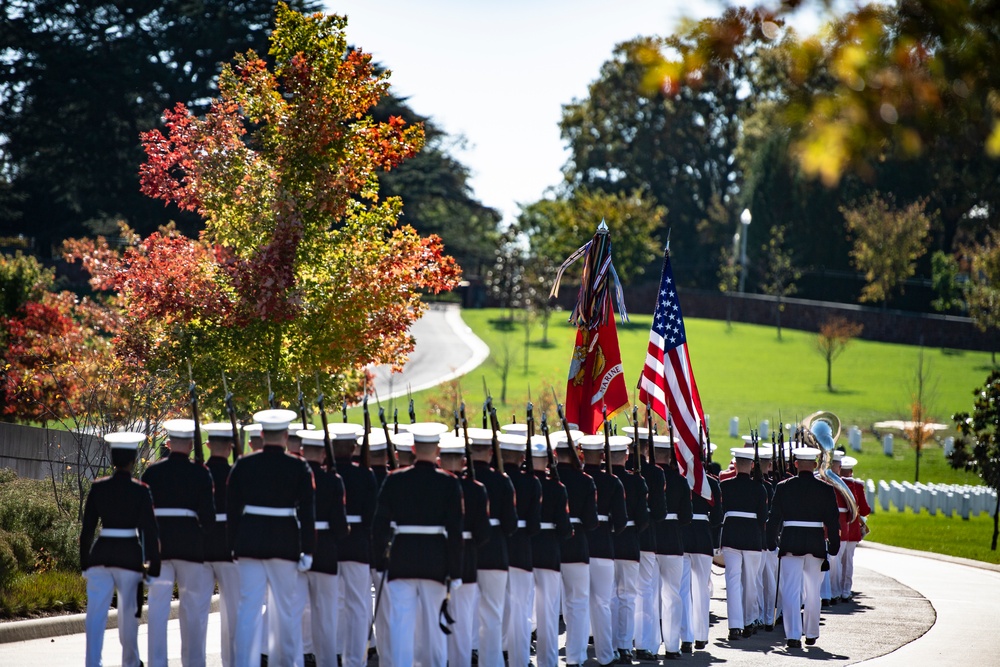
<box><xmin>951</xmin><ymin>369</ymin><xmax>1000</xmax><ymax>493</ymax></box>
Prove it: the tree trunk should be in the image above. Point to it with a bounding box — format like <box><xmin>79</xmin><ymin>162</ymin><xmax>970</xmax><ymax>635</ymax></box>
<box><xmin>826</xmin><ymin>356</ymin><xmax>833</xmax><ymax>391</ymax></box>
<box><xmin>915</xmin><ymin>444</ymin><xmax>920</xmax><ymax>483</ymax></box>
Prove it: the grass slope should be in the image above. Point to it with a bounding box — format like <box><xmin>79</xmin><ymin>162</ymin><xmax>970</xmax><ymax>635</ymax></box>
<box><xmin>865</xmin><ymin>506</ymin><xmax>1000</xmax><ymax>564</ymax></box>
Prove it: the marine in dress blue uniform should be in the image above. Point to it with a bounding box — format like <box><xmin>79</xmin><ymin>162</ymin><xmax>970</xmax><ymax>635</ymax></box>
<box><xmin>652</xmin><ymin>435</ymin><xmax>692</xmax><ymax>659</ymax></box>
<box><xmin>679</xmin><ymin>444</ymin><xmax>722</xmax><ymax>653</ymax></box>
<box><xmin>227</xmin><ymin>409</ymin><xmax>316</xmax><ymax>667</ymax></box>
<box><xmin>141</xmin><ymin>419</ymin><xmax>216</xmax><ymax>667</ymax></box>
<box><xmin>80</xmin><ymin>432</ymin><xmax>159</xmax><ymax>667</ymax></box>
<box><xmin>609</xmin><ymin>437</ymin><xmax>649</xmax><ymax>662</ymax></box>
<box><xmin>372</xmin><ymin>422</ymin><xmax>463</xmax><ymax>667</ymax></box>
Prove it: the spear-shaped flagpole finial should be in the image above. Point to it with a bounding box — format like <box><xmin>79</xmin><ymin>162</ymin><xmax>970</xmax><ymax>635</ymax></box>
<box><xmin>597</xmin><ymin>219</ymin><xmax>609</xmax><ymax>234</ymax></box>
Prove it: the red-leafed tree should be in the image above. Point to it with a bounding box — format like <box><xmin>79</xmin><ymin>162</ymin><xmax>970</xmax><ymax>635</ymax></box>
<box><xmin>65</xmin><ymin>4</ymin><xmax>460</xmax><ymax>408</ymax></box>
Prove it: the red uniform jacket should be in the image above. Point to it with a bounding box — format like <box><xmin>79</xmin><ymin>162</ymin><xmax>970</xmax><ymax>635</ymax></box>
<box><xmin>838</xmin><ymin>477</ymin><xmax>872</xmax><ymax>542</ymax></box>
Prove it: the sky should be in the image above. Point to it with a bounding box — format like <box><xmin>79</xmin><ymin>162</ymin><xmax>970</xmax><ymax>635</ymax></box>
<box><xmin>322</xmin><ymin>1</ymin><xmax>828</xmax><ymax>224</ymax></box>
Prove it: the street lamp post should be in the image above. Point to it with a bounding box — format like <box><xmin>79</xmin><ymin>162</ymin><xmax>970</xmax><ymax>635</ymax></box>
<box><xmin>738</xmin><ymin>208</ymin><xmax>752</xmax><ymax>292</ymax></box>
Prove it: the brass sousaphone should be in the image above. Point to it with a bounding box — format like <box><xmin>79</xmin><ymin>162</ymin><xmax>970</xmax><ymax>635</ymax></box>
<box><xmin>800</xmin><ymin>411</ymin><xmax>858</xmax><ymax>522</ymax></box>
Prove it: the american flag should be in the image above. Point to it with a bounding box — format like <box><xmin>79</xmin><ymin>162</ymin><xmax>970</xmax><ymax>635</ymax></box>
<box><xmin>637</xmin><ymin>248</ymin><xmax>712</xmax><ymax>501</ymax></box>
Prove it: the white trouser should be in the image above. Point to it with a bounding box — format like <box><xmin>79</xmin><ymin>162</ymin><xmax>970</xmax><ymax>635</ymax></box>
<box><xmin>337</xmin><ymin>562</ymin><xmax>372</xmax><ymax>667</ymax></box>
<box><xmin>780</xmin><ymin>554</ymin><xmax>823</xmax><ymax>641</ymax></box>
<box><xmin>828</xmin><ymin>545</ymin><xmax>843</xmax><ymax>599</ymax></box>
<box><xmin>306</xmin><ymin>571</ymin><xmax>339</xmax><ymax>667</ymax></box>
<box><xmin>372</xmin><ymin>568</ymin><xmax>392</xmax><ymax>667</ymax></box>
<box><xmin>839</xmin><ymin>541</ymin><xmax>858</xmax><ymax>597</ymax></box>
<box><xmin>268</xmin><ymin>571</ymin><xmax>308</xmax><ymax>665</ymax></box>
<box><xmin>503</xmin><ymin>568</ymin><xmax>534</xmax><ymax>667</ymax></box>
<box><xmin>388</xmin><ymin>578</ymin><xmax>447</xmax><ymax>667</ymax></box>
<box><xmin>681</xmin><ymin>553</ymin><xmax>711</xmax><ymax>643</ymax></box>
<box><xmin>561</xmin><ymin>562</ymin><xmax>591</xmax><ymax>665</ymax></box>
<box><xmin>209</xmin><ymin>561</ymin><xmax>240</xmax><ymax>667</ymax></box>
<box><xmin>235</xmin><ymin>558</ymin><xmax>303</xmax><ymax>667</ymax></box>
<box><xmin>722</xmin><ymin>547</ymin><xmax>762</xmax><ymax>630</ymax></box>
<box><xmin>447</xmin><ymin>580</ymin><xmax>478</xmax><ymax>667</ymax></box>
<box><xmin>84</xmin><ymin>566</ymin><xmax>142</xmax><ymax>667</ymax></box>
<box><xmin>821</xmin><ymin>569</ymin><xmax>832</xmax><ymax>601</ymax></box>
<box><xmin>477</xmin><ymin>569</ymin><xmax>508</xmax><ymax>667</ymax></box>
<box><xmin>588</xmin><ymin>557</ymin><xmax>615</xmax><ymax>664</ymax></box>
<box><xmin>633</xmin><ymin>552</ymin><xmax>659</xmax><ymax>652</ymax></box>
<box><xmin>611</xmin><ymin>559</ymin><xmax>639</xmax><ymax>651</ymax></box>
<box><xmin>759</xmin><ymin>549</ymin><xmax>778</xmax><ymax>624</ymax></box>
<box><xmin>533</xmin><ymin>569</ymin><xmax>561</xmax><ymax>667</ymax></box>
<box><xmin>148</xmin><ymin>559</ymin><xmax>213</xmax><ymax>667</ymax></box>
<box><xmin>657</xmin><ymin>554</ymin><xmax>684</xmax><ymax>653</ymax></box>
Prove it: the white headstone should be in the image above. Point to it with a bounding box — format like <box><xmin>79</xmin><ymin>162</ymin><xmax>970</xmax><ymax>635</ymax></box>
<box><xmin>729</xmin><ymin>417</ymin><xmax>739</xmax><ymax>438</ymax></box>
<box><xmin>760</xmin><ymin>420</ymin><xmax>770</xmax><ymax>440</ymax></box>
<box><xmin>849</xmin><ymin>426</ymin><xmax>862</xmax><ymax>452</ymax></box>
<box><xmin>943</xmin><ymin>437</ymin><xmax>955</xmax><ymax>457</ymax></box>
<box><xmin>878</xmin><ymin>480</ymin><xmax>891</xmax><ymax>512</ymax></box>
<box><xmin>882</xmin><ymin>433</ymin><xmax>894</xmax><ymax>456</ymax></box>
<box><xmin>960</xmin><ymin>494</ymin><xmax>971</xmax><ymax>520</ymax></box>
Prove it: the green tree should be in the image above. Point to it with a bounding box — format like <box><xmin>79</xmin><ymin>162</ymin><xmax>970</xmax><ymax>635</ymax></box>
<box><xmin>842</xmin><ymin>195</ymin><xmax>932</xmax><ymax>308</ymax></box>
<box><xmin>951</xmin><ymin>369</ymin><xmax>1000</xmax><ymax>550</ymax></box>
<box><xmin>930</xmin><ymin>250</ymin><xmax>966</xmax><ymax>314</ymax></box>
<box><xmin>965</xmin><ymin>229</ymin><xmax>1000</xmax><ymax>365</ymax></box>
<box><xmin>0</xmin><ymin>252</ymin><xmax>53</xmax><ymax>318</ymax></box>
<box><xmin>0</xmin><ymin>0</ymin><xmax>320</xmax><ymax>252</ymax></box>
<box><xmin>759</xmin><ymin>224</ymin><xmax>800</xmax><ymax>340</ymax></box>
<box><xmin>815</xmin><ymin>316</ymin><xmax>863</xmax><ymax>392</ymax></box>
<box><xmin>518</xmin><ymin>189</ymin><xmax>663</xmax><ymax>289</ymax></box>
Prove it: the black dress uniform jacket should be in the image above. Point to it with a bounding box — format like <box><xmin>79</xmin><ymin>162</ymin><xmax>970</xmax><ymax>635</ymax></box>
<box><xmin>226</xmin><ymin>445</ymin><xmax>316</xmax><ymax>561</ymax></box>
<box><xmin>308</xmin><ymin>460</ymin><xmax>349</xmax><ymax>575</ymax></box>
<box><xmin>531</xmin><ymin>469</ymin><xmax>572</xmax><ymax>571</ymax></box>
<box><xmin>141</xmin><ymin>452</ymin><xmax>215</xmax><ymax>562</ymax></box>
<box><xmin>682</xmin><ymin>475</ymin><xmax>723</xmax><ymax>556</ymax></box>
<box><xmin>472</xmin><ymin>459</ymin><xmax>518</xmax><ymax>571</ymax></box>
<box><xmin>80</xmin><ymin>471</ymin><xmax>160</xmax><ymax>574</ymax></box>
<box><xmin>655</xmin><ymin>466</ymin><xmax>693</xmax><ymax>556</ymax></box>
<box><xmin>719</xmin><ymin>472</ymin><xmax>768</xmax><ymax>551</ymax></box>
<box><xmin>459</xmin><ymin>473</ymin><xmax>491</xmax><ymax>583</ymax></box>
<box><xmin>556</xmin><ymin>462</ymin><xmax>600</xmax><ymax>563</ymax></box>
<box><xmin>205</xmin><ymin>456</ymin><xmax>232</xmax><ymax>562</ymax></box>
<box><xmin>611</xmin><ymin>465</ymin><xmax>650</xmax><ymax>562</ymax></box>
<box><xmin>766</xmin><ymin>471</ymin><xmax>841</xmax><ymax>559</ymax></box>
<box><xmin>583</xmin><ymin>463</ymin><xmax>628</xmax><ymax>560</ymax></box>
<box><xmin>639</xmin><ymin>461</ymin><xmax>666</xmax><ymax>553</ymax></box>
<box><xmin>503</xmin><ymin>462</ymin><xmax>542</xmax><ymax>571</ymax></box>
<box><xmin>372</xmin><ymin>460</ymin><xmax>464</xmax><ymax>583</ymax></box>
<box><xmin>334</xmin><ymin>456</ymin><xmax>379</xmax><ymax>564</ymax></box>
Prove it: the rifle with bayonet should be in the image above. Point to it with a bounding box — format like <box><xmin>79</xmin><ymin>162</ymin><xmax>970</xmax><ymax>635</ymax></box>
<box><xmin>667</xmin><ymin>412</ymin><xmax>676</xmax><ymax>470</ymax></box>
<box><xmin>487</xmin><ymin>397</ymin><xmax>504</xmax><ymax>475</ymax></box>
<box><xmin>631</xmin><ymin>404</ymin><xmax>642</xmax><ymax>473</ymax></box>
<box><xmin>341</xmin><ymin>394</ymin><xmax>348</xmax><ymax>424</ymax></box>
<box><xmin>374</xmin><ymin>387</ymin><xmax>397</xmax><ymax>470</ymax></box>
<box><xmin>361</xmin><ymin>380</ymin><xmax>371</xmax><ymax>469</ymax></box>
<box><xmin>266</xmin><ymin>371</ymin><xmax>277</xmax><ymax>409</ymax></box>
<box><xmin>393</xmin><ymin>407</ymin><xmax>399</xmax><ymax>435</ymax></box>
<box><xmin>460</xmin><ymin>401</ymin><xmax>475</xmax><ymax>481</ymax></box>
<box><xmin>314</xmin><ymin>374</ymin><xmax>336</xmax><ymax>472</ymax></box>
<box><xmin>645</xmin><ymin>403</ymin><xmax>656</xmax><ymax>469</ymax></box>
<box><xmin>524</xmin><ymin>397</ymin><xmax>535</xmax><ymax>475</ymax></box>
<box><xmin>553</xmin><ymin>387</ymin><xmax>584</xmax><ymax>471</ymax></box>
<box><xmin>296</xmin><ymin>377</ymin><xmax>309</xmax><ymax>431</ymax></box>
<box><xmin>751</xmin><ymin>423</ymin><xmax>762</xmax><ymax>482</ymax></box>
<box><xmin>186</xmin><ymin>360</ymin><xmax>204</xmax><ymax>465</ymax></box>
<box><xmin>222</xmin><ymin>372</ymin><xmax>244</xmax><ymax>459</ymax></box>
<box><xmin>602</xmin><ymin>405</ymin><xmax>612</xmax><ymax>474</ymax></box>
<box><xmin>408</xmin><ymin>384</ymin><xmax>416</xmax><ymax>424</ymax></box>
<box><xmin>541</xmin><ymin>413</ymin><xmax>559</xmax><ymax>483</ymax></box>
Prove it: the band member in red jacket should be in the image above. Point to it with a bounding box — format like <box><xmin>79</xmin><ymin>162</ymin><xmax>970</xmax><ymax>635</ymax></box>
<box><xmin>837</xmin><ymin>456</ymin><xmax>872</xmax><ymax>601</ymax></box>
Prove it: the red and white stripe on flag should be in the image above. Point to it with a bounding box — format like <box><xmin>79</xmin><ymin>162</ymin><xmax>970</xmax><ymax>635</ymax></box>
<box><xmin>637</xmin><ymin>250</ymin><xmax>712</xmax><ymax>502</ymax></box>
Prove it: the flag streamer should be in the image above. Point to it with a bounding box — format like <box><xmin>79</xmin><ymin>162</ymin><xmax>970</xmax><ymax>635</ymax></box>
<box><xmin>549</xmin><ymin>220</ymin><xmax>628</xmax><ymax>328</ymax></box>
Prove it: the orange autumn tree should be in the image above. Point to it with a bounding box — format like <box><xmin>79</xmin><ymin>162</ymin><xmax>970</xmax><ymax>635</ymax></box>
<box><xmin>66</xmin><ymin>4</ymin><xmax>458</xmax><ymax>406</ymax></box>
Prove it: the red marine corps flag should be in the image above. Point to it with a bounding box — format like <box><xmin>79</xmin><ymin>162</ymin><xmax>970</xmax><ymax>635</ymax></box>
<box><xmin>550</xmin><ymin>221</ymin><xmax>630</xmax><ymax>434</ymax></box>
<box><xmin>637</xmin><ymin>242</ymin><xmax>713</xmax><ymax>502</ymax></box>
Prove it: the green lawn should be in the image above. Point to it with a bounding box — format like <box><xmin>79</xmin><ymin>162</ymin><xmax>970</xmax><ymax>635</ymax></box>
<box><xmin>865</xmin><ymin>506</ymin><xmax>1000</xmax><ymax>564</ymax></box>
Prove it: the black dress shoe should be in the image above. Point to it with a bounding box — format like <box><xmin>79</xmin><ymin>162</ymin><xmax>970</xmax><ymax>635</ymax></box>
<box><xmin>304</xmin><ymin>654</ymin><xmax>317</xmax><ymax>667</ymax></box>
<box><xmin>821</xmin><ymin>598</ymin><xmax>831</xmax><ymax>606</ymax></box>
<box><xmin>742</xmin><ymin>626</ymin><xmax>754</xmax><ymax>638</ymax></box>
<box><xmin>765</xmin><ymin>624</ymin><xmax>774</xmax><ymax>631</ymax></box>
<box><xmin>728</xmin><ymin>628</ymin><xmax>742</xmax><ymax>640</ymax></box>
<box><xmin>830</xmin><ymin>597</ymin><xmax>838</xmax><ymax>605</ymax></box>
<box><xmin>805</xmin><ymin>637</ymin><xmax>817</xmax><ymax>646</ymax></box>
<box><xmin>260</xmin><ymin>655</ymin><xmax>268</xmax><ymax>667</ymax></box>
<box><xmin>695</xmin><ymin>640</ymin><xmax>707</xmax><ymax>650</ymax></box>
<box><xmin>617</xmin><ymin>649</ymin><xmax>633</xmax><ymax>663</ymax></box>
<box><xmin>681</xmin><ymin>641</ymin><xmax>693</xmax><ymax>653</ymax></box>
<box><xmin>634</xmin><ymin>649</ymin><xmax>658</xmax><ymax>661</ymax></box>
<box><xmin>786</xmin><ymin>639</ymin><xmax>802</xmax><ymax>649</ymax></box>
<box><xmin>471</xmin><ymin>649</ymin><xmax>478</xmax><ymax>665</ymax></box>
<box><xmin>662</xmin><ymin>651</ymin><xmax>681</xmax><ymax>660</ymax></box>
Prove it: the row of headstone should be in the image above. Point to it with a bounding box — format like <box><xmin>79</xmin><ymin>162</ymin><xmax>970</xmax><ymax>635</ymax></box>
<box><xmin>870</xmin><ymin>479</ymin><xmax>997</xmax><ymax>520</ymax></box>
<box><xmin>729</xmin><ymin>417</ymin><xmax>770</xmax><ymax>439</ymax></box>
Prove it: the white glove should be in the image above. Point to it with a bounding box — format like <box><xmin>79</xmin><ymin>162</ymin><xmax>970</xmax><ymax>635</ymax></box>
<box><xmin>297</xmin><ymin>553</ymin><xmax>313</xmax><ymax>573</ymax></box>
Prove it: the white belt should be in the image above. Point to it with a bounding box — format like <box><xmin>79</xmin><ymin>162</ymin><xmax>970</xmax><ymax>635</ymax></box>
<box><xmin>100</xmin><ymin>528</ymin><xmax>138</xmax><ymax>538</ymax></box>
<box><xmin>597</xmin><ymin>514</ymin><xmax>610</xmax><ymax>522</ymax></box>
<box><xmin>154</xmin><ymin>508</ymin><xmax>198</xmax><ymax>518</ymax></box>
<box><xmin>489</xmin><ymin>518</ymin><xmax>501</xmax><ymax>527</ymax></box>
<box><xmin>664</xmin><ymin>513</ymin><xmax>679</xmax><ymax>521</ymax></box>
<box><xmin>724</xmin><ymin>511</ymin><xmax>758</xmax><ymax>521</ymax></box>
<box><xmin>625</xmin><ymin>520</ymin><xmax>635</xmax><ymax>527</ymax></box>
<box><xmin>783</xmin><ymin>521</ymin><xmax>824</xmax><ymax>528</ymax></box>
<box><xmin>540</xmin><ymin>522</ymin><xmax>556</xmax><ymax>530</ymax></box>
<box><xmin>215</xmin><ymin>513</ymin><xmax>227</xmax><ymax>522</ymax></box>
<box><xmin>516</xmin><ymin>520</ymin><xmax>527</xmax><ymax>528</ymax></box>
<box><xmin>838</xmin><ymin>508</ymin><xmax>849</xmax><ymax>513</ymax></box>
<box><xmin>244</xmin><ymin>505</ymin><xmax>297</xmax><ymax>517</ymax></box>
<box><xmin>315</xmin><ymin>521</ymin><xmax>331</xmax><ymax>530</ymax></box>
<box><xmin>569</xmin><ymin>517</ymin><xmax>582</xmax><ymax>524</ymax></box>
<box><xmin>394</xmin><ymin>524</ymin><xmax>448</xmax><ymax>536</ymax></box>
<box><xmin>691</xmin><ymin>513</ymin><xmax>709</xmax><ymax>521</ymax></box>
<box><xmin>462</xmin><ymin>531</ymin><xmax>473</xmax><ymax>540</ymax></box>
<box><xmin>346</xmin><ymin>515</ymin><xmax>363</xmax><ymax>524</ymax></box>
